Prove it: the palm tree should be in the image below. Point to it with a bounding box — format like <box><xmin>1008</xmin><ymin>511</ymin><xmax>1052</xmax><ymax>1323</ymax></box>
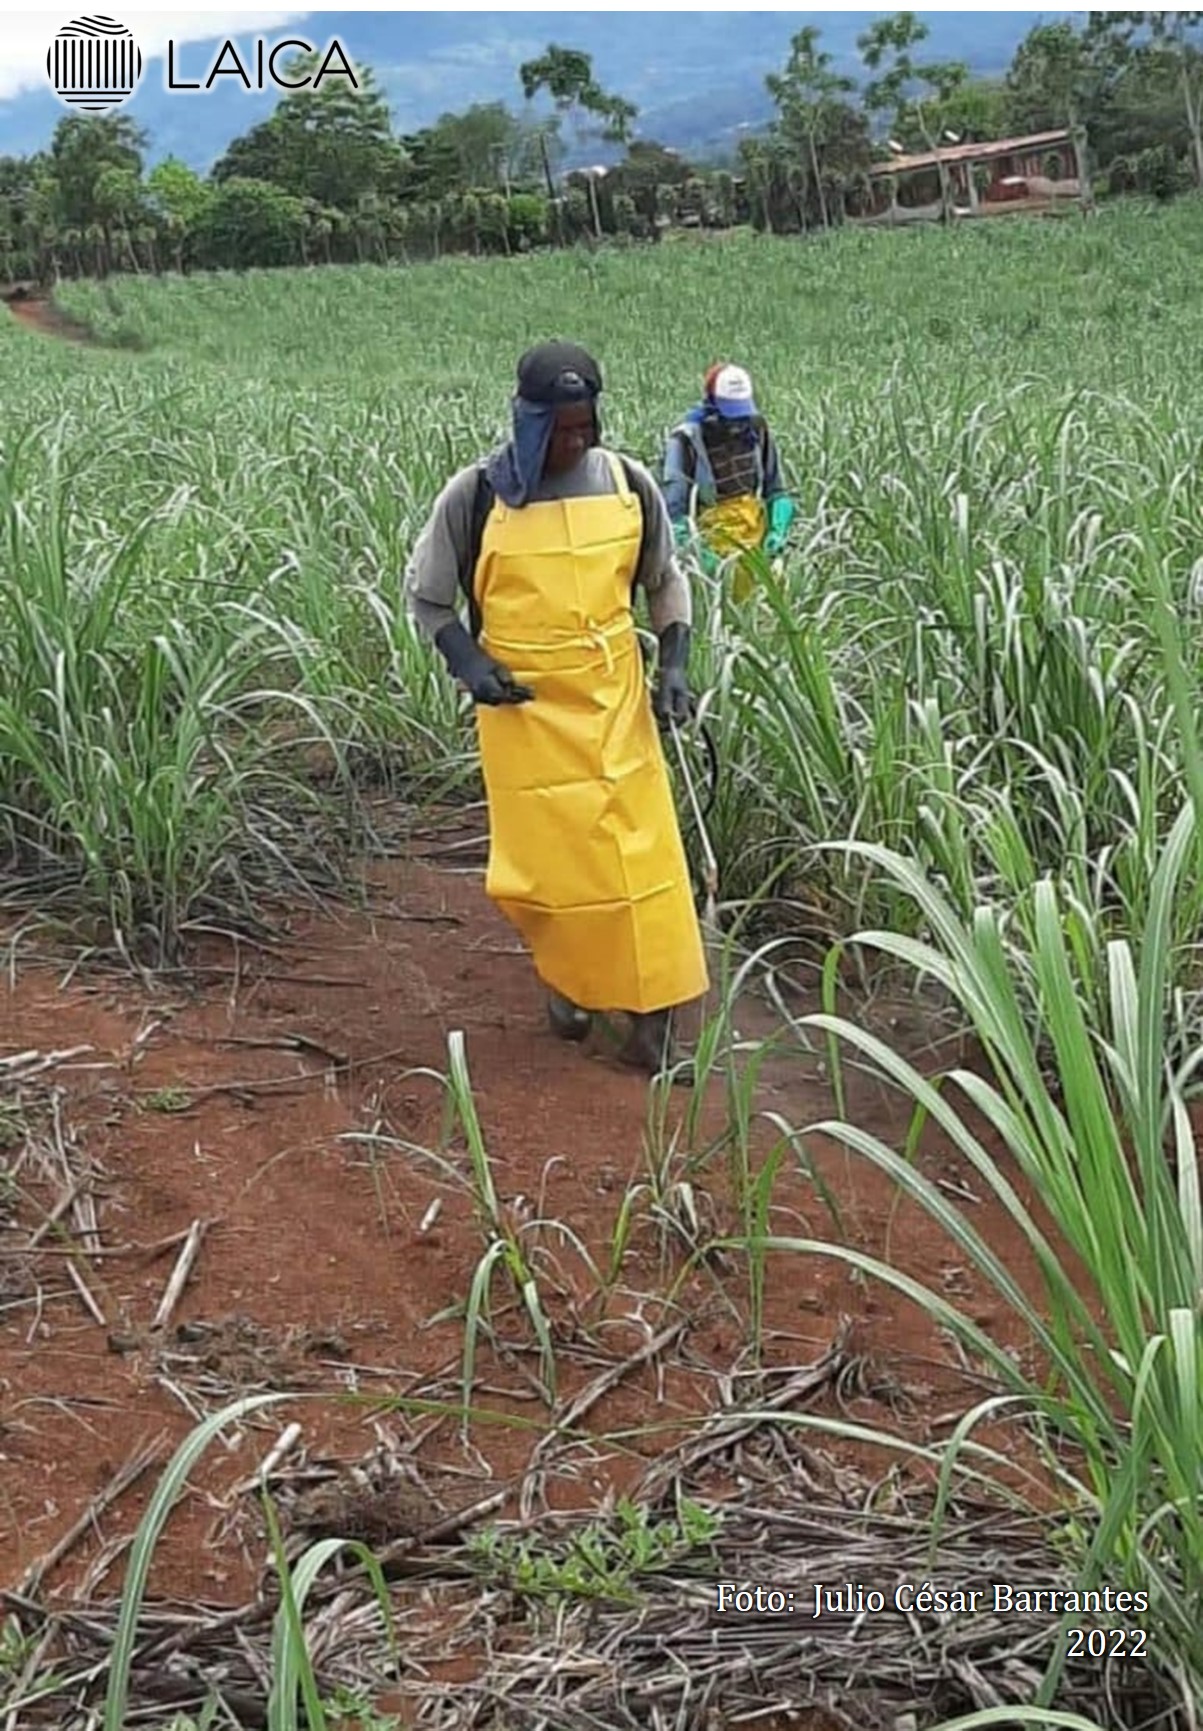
<box><xmin>85</xmin><ymin>219</ymin><xmax>106</xmax><ymax>277</ymax></box>
<box><xmin>481</xmin><ymin>191</ymin><xmax>510</xmax><ymax>255</ymax></box>
<box><xmin>57</xmin><ymin>223</ymin><xmax>81</xmax><ymax>278</ymax></box>
<box><xmin>353</xmin><ymin>190</ymin><xmax>388</xmax><ymax>263</ymax></box>
<box><xmin>386</xmin><ymin>201</ymin><xmax>411</xmax><ymax>264</ymax></box>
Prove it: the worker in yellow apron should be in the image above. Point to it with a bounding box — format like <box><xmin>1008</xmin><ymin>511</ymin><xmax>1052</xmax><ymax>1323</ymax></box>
<box><xmin>405</xmin><ymin>342</ymin><xmax>708</xmax><ymax>1082</ymax></box>
<box><xmin>662</xmin><ymin>362</ymin><xmax>795</xmax><ymax>601</ymax></box>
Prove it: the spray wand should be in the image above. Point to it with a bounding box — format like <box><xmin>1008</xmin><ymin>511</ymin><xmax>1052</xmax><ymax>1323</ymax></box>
<box><xmin>669</xmin><ymin>716</ymin><xmax>720</xmax><ymax>933</ymax></box>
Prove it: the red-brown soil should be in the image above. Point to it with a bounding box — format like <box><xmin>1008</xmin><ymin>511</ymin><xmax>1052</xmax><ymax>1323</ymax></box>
<box><xmin>3</xmin><ymin>286</ymin><xmax>96</xmax><ymax>343</ymax></box>
<box><xmin>1</xmin><ymin>848</ymin><xmax>1063</xmax><ymax>1617</ymax></box>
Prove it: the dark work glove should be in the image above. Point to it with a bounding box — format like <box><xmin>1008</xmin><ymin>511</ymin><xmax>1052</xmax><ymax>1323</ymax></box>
<box><xmin>434</xmin><ymin>619</ymin><xmax>533</xmax><ymax>706</ymax></box>
<box><xmin>653</xmin><ymin>620</ymin><xmax>693</xmax><ymax>727</ymax></box>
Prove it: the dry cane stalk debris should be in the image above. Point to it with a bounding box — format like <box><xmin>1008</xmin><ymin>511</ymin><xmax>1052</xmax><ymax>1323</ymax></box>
<box><xmin>0</xmin><ymin>1337</ymin><xmax>1179</xmax><ymax>1731</ymax></box>
<box><xmin>151</xmin><ymin>1217</ymin><xmax>209</xmax><ymax>1330</ymax></box>
<box><xmin>15</xmin><ymin>1433</ymin><xmax>166</xmax><ymax>1600</ymax></box>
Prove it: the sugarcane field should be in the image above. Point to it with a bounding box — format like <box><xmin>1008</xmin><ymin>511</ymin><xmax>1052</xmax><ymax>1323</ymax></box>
<box><xmin>4</xmin><ymin>13</ymin><xmax>1203</xmax><ymax>1731</ymax></box>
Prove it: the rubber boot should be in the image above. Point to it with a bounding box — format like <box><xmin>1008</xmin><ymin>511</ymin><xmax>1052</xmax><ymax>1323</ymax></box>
<box><xmin>547</xmin><ymin>989</ymin><xmax>592</xmax><ymax>1043</ymax></box>
<box><xmin>619</xmin><ymin>1008</ymin><xmax>693</xmax><ymax>1086</ymax></box>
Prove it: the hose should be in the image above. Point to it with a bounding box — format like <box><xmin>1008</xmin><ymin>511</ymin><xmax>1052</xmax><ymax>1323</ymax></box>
<box><xmin>669</xmin><ymin>716</ymin><xmax>719</xmax><ymax>930</ymax></box>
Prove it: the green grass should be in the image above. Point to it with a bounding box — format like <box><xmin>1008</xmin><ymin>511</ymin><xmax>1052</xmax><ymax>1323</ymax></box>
<box><xmin>0</xmin><ymin>202</ymin><xmax>1195</xmax><ymax>975</ymax></box>
<box><xmin>6</xmin><ymin>199</ymin><xmax>1203</xmax><ymax>1720</ymax></box>
<box><xmin>756</xmin><ymin>819</ymin><xmax>1203</xmax><ymax>1695</ymax></box>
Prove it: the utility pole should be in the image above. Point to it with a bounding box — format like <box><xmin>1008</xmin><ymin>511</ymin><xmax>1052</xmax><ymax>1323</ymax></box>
<box><xmin>538</xmin><ymin>129</ymin><xmax>562</xmax><ymax>244</ymax></box>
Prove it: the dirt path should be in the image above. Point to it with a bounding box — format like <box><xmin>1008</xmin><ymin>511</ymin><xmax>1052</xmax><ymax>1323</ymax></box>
<box><xmin>3</xmin><ymin>287</ymin><xmax>96</xmax><ymax>343</ymax></box>
<box><xmin>0</xmin><ymin>847</ymin><xmax>1070</xmax><ymax>1727</ymax></box>
<box><xmin>0</xmin><ymin>850</ymin><xmax>1049</xmax><ymax>1578</ymax></box>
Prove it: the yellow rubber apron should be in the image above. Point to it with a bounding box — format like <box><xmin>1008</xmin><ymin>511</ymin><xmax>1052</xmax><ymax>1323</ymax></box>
<box><xmin>472</xmin><ymin>451</ymin><xmax>709</xmax><ymax>1015</ymax></box>
<box><xmin>698</xmin><ymin>493</ymin><xmax>767</xmax><ymax>602</ymax></box>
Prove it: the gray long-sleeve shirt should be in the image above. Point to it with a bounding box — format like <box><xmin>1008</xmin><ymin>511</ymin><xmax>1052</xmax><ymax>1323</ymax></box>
<box><xmin>405</xmin><ymin>446</ymin><xmax>692</xmax><ymax>641</ymax></box>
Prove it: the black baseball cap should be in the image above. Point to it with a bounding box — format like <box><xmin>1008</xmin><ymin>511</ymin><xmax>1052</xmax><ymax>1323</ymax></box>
<box><xmin>516</xmin><ymin>341</ymin><xmax>603</xmax><ymax>404</ymax></box>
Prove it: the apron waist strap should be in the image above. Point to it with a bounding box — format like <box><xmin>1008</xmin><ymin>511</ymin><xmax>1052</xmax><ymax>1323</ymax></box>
<box><xmin>484</xmin><ymin>614</ymin><xmax>634</xmax><ymax>675</ymax></box>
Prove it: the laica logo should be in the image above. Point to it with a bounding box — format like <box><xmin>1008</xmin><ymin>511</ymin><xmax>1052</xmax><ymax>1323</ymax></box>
<box><xmin>45</xmin><ymin>18</ymin><xmax>360</xmax><ymax>107</ymax></box>
<box><xmin>47</xmin><ymin>14</ymin><xmax>143</xmax><ymax>114</ymax></box>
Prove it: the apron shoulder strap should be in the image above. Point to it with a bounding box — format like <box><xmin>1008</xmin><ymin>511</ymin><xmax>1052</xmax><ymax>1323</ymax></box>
<box><xmin>596</xmin><ymin>448</ymin><xmax>648</xmax><ymax>587</ymax></box>
<box><xmin>602</xmin><ymin>447</ymin><xmax>635</xmax><ymax>502</ymax></box>
<box><xmin>609</xmin><ymin>451</ymin><xmax>651</xmax><ymax>593</ymax></box>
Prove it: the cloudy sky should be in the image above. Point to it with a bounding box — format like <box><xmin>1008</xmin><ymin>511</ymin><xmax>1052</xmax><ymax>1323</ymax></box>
<box><xmin>2</xmin><ymin>10</ymin><xmax>311</xmax><ymax>101</ymax></box>
<box><xmin>2</xmin><ymin>10</ymin><xmax>1053</xmax><ymax>173</ymax></box>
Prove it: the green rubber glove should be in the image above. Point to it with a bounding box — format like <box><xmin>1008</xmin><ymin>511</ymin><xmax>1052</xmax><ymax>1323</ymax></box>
<box><xmin>764</xmin><ymin>494</ymin><xmax>795</xmax><ymax>556</ymax></box>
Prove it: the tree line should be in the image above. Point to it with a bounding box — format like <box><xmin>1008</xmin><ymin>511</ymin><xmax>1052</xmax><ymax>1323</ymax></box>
<box><xmin>1</xmin><ymin>11</ymin><xmax>1201</xmax><ymax>285</ymax></box>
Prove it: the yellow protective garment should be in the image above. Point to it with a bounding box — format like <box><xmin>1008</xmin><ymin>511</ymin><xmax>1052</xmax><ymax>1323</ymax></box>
<box><xmin>698</xmin><ymin>493</ymin><xmax>768</xmax><ymax>602</ymax></box>
<box><xmin>472</xmin><ymin>451</ymin><xmax>709</xmax><ymax>1015</ymax></box>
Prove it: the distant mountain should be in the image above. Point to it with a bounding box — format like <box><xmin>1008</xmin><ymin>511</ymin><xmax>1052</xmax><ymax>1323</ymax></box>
<box><xmin>0</xmin><ymin>11</ymin><xmax>1075</xmax><ymax>171</ymax></box>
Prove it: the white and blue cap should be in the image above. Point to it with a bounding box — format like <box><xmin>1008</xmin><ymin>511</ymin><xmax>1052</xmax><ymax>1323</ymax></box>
<box><xmin>707</xmin><ymin>362</ymin><xmax>757</xmax><ymax>419</ymax></box>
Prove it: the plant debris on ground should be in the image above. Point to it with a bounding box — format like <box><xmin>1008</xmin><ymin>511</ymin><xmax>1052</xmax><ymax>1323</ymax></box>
<box><xmin>1</xmin><ymin>1339</ymin><xmax>1177</xmax><ymax>1730</ymax></box>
